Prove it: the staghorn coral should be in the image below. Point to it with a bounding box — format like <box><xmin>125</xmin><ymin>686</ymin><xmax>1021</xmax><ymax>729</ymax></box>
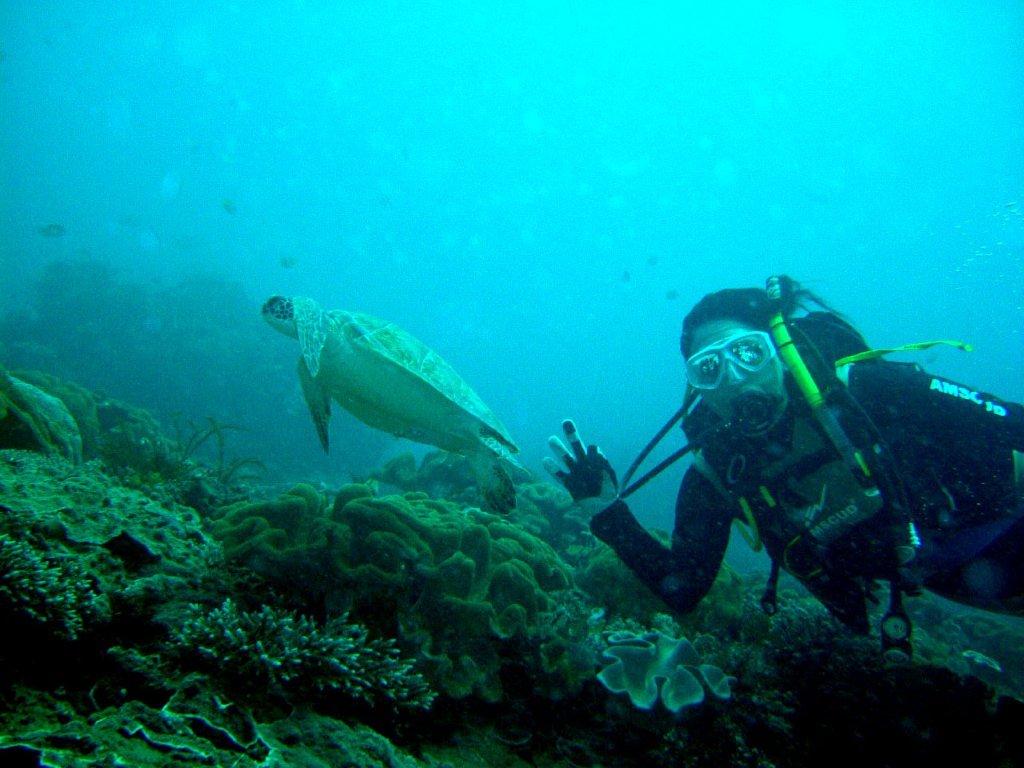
<box><xmin>172</xmin><ymin>599</ymin><xmax>435</xmax><ymax>710</ymax></box>
<box><xmin>0</xmin><ymin>533</ymin><xmax>108</xmax><ymax>641</ymax></box>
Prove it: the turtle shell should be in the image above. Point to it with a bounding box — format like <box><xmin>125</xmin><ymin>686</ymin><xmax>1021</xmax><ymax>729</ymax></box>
<box><xmin>331</xmin><ymin>310</ymin><xmax>518</xmax><ymax>454</ymax></box>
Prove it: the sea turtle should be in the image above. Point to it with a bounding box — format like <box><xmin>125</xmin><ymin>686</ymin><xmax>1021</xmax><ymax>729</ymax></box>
<box><xmin>262</xmin><ymin>295</ymin><xmax>519</xmax><ymax>513</ymax></box>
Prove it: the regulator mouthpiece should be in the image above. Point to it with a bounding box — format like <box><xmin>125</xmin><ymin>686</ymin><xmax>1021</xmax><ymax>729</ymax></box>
<box><xmin>733</xmin><ymin>392</ymin><xmax>780</xmax><ymax>435</ymax></box>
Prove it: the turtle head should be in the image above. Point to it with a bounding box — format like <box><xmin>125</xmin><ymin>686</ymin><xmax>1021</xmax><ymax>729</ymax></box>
<box><xmin>262</xmin><ymin>295</ymin><xmax>298</xmax><ymax>339</ymax></box>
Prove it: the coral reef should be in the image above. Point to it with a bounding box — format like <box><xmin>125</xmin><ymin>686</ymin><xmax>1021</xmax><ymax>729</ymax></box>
<box><xmin>0</xmin><ymin>370</ymin><xmax>1022</xmax><ymax>767</ymax></box>
<box><xmin>597</xmin><ymin>630</ymin><xmax>733</xmax><ymax>712</ymax></box>
<box><xmin>575</xmin><ymin>541</ymin><xmax>672</xmax><ymax>622</ymax></box>
<box><xmin>0</xmin><ymin>448</ymin><xmax>442</xmax><ymax>766</ymax></box>
<box><xmin>333</xmin><ymin>490</ymin><xmax>577</xmax><ymax>700</ymax></box>
<box><xmin>0</xmin><ymin>685</ymin><xmax>429</xmax><ymax>767</ymax></box>
<box><xmin>0</xmin><ymin>368</ymin><xmax>82</xmax><ymax>462</ymax></box>
<box><xmin>372</xmin><ymin>449</ymin><xmax>482</xmax><ymax>507</ymax></box>
<box><xmin>2</xmin><ymin>367</ymin><xmax>246</xmax><ymax>494</ymax></box>
<box><xmin>2</xmin><ymin>368</ymin><xmax>267</xmax><ymax>524</ymax></box>
<box><xmin>0</xmin><ymin>533</ymin><xmax>108</xmax><ymax>641</ymax></box>
<box><xmin>513</xmin><ymin>480</ymin><xmax>593</xmax><ymax>557</ymax></box>
<box><xmin>8</xmin><ymin>369</ymin><xmax>104</xmax><ymax>459</ymax></box>
<box><xmin>172</xmin><ymin>599</ymin><xmax>435</xmax><ymax>709</ymax></box>
<box><xmin>0</xmin><ymin>450</ymin><xmax>217</xmax><ymax>628</ymax></box>
<box><xmin>209</xmin><ymin>483</ymin><xmax>346</xmax><ymax>607</ymax></box>
<box><xmin>212</xmin><ymin>482</ymin><xmax>577</xmax><ymax>701</ymax></box>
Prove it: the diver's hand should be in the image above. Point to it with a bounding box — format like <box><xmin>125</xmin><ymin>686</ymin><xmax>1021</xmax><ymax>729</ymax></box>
<box><xmin>543</xmin><ymin>420</ymin><xmax>618</xmax><ymax>502</ymax></box>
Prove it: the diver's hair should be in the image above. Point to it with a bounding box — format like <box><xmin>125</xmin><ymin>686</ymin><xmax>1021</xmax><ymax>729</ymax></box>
<box><xmin>680</xmin><ymin>275</ymin><xmax>846</xmax><ymax>357</ymax></box>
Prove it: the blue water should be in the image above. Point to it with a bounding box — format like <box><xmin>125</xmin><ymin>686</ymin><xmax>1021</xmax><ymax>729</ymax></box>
<box><xmin>2</xmin><ymin>1</ymin><xmax>1022</xmax><ymax>541</ymax></box>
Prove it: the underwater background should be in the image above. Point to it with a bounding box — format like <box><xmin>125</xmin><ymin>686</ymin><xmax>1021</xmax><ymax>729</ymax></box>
<box><xmin>1</xmin><ymin>2</ymin><xmax>1023</xmax><ymax>766</ymax></box>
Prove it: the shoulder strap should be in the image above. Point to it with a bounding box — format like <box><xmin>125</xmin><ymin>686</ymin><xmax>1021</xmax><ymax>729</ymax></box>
<box><xmin>693</xmin><ymin>451</ymin><xmax>763</xmax><ymax>552</ymax></box>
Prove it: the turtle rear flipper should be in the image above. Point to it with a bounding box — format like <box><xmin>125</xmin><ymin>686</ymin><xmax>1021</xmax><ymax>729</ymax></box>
<box><xmin>297</xmin><ymin>356</ymin><xmax>331</xmax><ymax>453</ymax></box>
<box><xmin>471</xmin><ymin>455</ymin><xmax>516</xmax><ymax>514</ymax></box>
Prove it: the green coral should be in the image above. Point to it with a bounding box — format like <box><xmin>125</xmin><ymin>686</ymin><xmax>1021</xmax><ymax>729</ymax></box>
<box><xmin>576</xmin><ymin>536</ymin><xmax>748</xmax><ymax>636</ymax></box>
<box><xmin>371</xmin><ymin>450</ymin><xmax>488</xmax><ymax>508</ymax></box>
<box><xmin>0</xmin><ymin>449</ymin><xmax>219</xmax><ymax>625</ymax></box>
<box><xmin>513</xmin><ymin>481</ymin><xmax>592</xmax><ymax>556</ymax></box>
<box><xmin>4</xmin><ymin>369</ymin><xmax>197</xmax><ymax>484</ymax></box>
<box><xmin>575</xmin><ymin>543</ymin><xmax>670</xmax><ymax>622</ymax></box>
<box><xmin>4</xmin><ymin>369</ymin><xmax>261</xmax><ymax>491</ymax></box>
<box><xmin>172</xmin><ymin>599</ymin><xmax>435</xmax><ymax>709</ymax></box>
<box><xmin>210</xmin><ymin>484</ymin><xmax>344</xmax><ymax>605</ymax></box>
<box><xmin>8</xmin><ymin>369</ymin><xmax>102</xmax><ymax>459</ymax></box>
<box><xmin>0</xmin><ymin>447</ymin><xmax>225</xmax><ymax>647</ymax></box>
<box><xmin>334</xmin><ymin>492</ymin><xmax>572</xmax><ymax>700</ymax></box>
<box><xmin>0</xmin><ymin>685</ymin><xmax>430</xmax><ymax>767</ymax></box>
<box><xmin>211</xmin><ymin>484</ymin><xmax>575</xmax><ymax>701</ymax></box>
<box><xmin>95</xmin><ymin>402</ymin><xmax>177</xmax><ymax>478</ymax></box>
<box><xmin>0</xmin><ymin>533</ymin><xmax>108</xmax><ymax>641</ymax></box>
<box><xmin>0</xmin><ymin>368</ymin><xmax>82</xmax><ymax>462</ymax></box>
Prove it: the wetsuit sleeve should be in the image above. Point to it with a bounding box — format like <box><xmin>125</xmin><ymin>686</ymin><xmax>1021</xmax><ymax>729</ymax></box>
<box><xmin>589</xmin><ymin>466</ymin><xmax>731</xmax><ymax>614</ymax></box>
<box><xmin>848</xmin><ymin>362</ymin><xmax>1024</xmax><ymax>450</ymax></box>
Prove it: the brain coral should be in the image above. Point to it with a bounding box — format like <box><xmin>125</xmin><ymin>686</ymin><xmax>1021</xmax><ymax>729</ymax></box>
<box><xmin>212</xmin><ymin>483</ymin><xmax>574</xmax><ymax>701</ymax></box>
<box><xmin>331</xmin><ymin>490</ymin><xmax>574</xmax><ymax>700</ymax></box>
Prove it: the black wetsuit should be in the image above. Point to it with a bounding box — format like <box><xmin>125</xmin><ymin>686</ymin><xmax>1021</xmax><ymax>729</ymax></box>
<box><xmin>591</xmin><ymin>361</ymin><xmax>1024</xmax><ymax>631</ymax></box>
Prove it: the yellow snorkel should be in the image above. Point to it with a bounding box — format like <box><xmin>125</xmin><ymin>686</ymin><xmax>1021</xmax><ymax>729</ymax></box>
<box><xmin>762</xmin><ymin>277</ymin><xmax>947</xmax><ymax>657</ymax></box>
<box><xmin>765</xmin><ymin>276</ymin><xmax>874</xmax><ymax>482</ymax></box>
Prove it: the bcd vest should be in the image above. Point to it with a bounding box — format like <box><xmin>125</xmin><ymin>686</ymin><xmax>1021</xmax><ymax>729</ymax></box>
<box><xmin>694</xmin><ymin>412</ymin><xmax>902</xmax><ymax>582</ymax></box>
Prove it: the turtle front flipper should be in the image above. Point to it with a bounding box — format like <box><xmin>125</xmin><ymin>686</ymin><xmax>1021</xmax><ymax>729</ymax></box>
<box><xmin>298</xmin><ymin>356</ymin><xmax>331</xmax><ymax>453</ymax></box>
<box><xmin>293</xmin><ymin>296</ymin><xmax>329</xmax><ymax>378</ymax></box>
<box><xmin>470</xmin><ymin>454</ymin><xmax>516</xmax><ymax>514</ymax></box>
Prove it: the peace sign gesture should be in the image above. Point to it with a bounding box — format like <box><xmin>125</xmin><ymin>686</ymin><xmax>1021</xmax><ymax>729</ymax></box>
<box><xmin>543</xmin><ymin>420</ymin><xmax>618</xmax><ymax>502</ymax></box>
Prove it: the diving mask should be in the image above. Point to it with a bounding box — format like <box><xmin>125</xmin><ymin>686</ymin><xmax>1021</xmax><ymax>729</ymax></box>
<box><xmin>685</xmin><ymin>330</ymin><xmax>777</xmax><ymax>390</ymax></box>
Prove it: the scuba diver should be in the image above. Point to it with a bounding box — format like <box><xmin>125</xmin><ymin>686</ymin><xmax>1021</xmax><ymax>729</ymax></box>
<box><xmin>545</xmin><ymin>275</ymin><xmax>1024</xmax><ymax>656</ymax></box>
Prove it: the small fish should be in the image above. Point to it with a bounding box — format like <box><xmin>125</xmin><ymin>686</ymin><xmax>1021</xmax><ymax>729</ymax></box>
<box><xmin>37</xmin><ymin>223</ymin><xmax>66</xmax><ymax>238</ymax></box>
<box><xmin>279</xmin><ymin>255</ymin><xmax>298</xmax><ymax>269</ymax></box>
<box><xmin>221</xmin><ymin>198</ymin><xmax>236</xmax><ymax>215</ymax></box>
<box><xmin>962</xmin><ymin>649</ymin><xmax>1002</xmax><ymax>673</ymax></box>
<box><xmin>621</xmin><ymin>270</ymin><xmax>631</xmax><ymax>282</ymax></box>
<box><xmin>647</xmin><ymin>255</ymin><xmax>659</xmax><ymax>266</ymax></box>
<box><xmin>665</xmin><ymin>289</ymin><xmax>679</xmax><ymax>300</ymax></box>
